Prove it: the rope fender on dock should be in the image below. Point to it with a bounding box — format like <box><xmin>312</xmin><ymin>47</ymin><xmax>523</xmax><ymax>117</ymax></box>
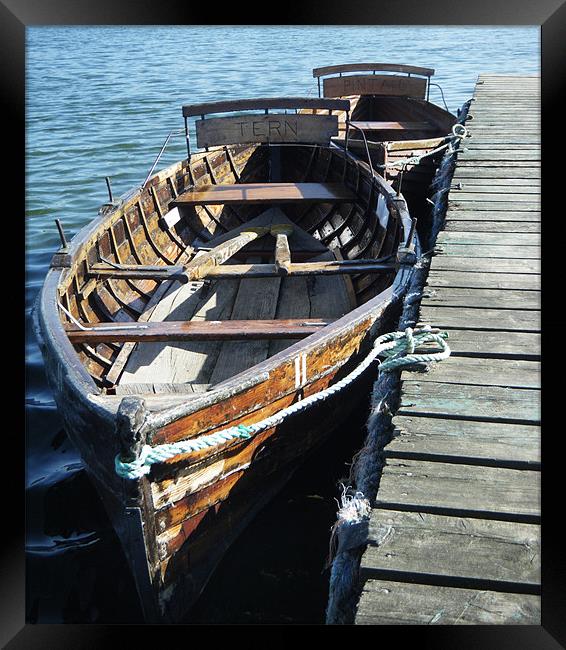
<box><xmin>114</xmin><ymin>327</ymin><xmax>450</xmax><ymax>480</ymax></box>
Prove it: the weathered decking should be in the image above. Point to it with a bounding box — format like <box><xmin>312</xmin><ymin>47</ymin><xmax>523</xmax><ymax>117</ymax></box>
<box><xmin>355</xmin><ymin>74</ymin><xmax>541</xmax><ymax>625</ymax></box>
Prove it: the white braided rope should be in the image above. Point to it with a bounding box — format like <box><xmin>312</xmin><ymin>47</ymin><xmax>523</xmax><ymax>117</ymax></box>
<box><xmin>115</xmin><ymin>326</ymin><xmax>450</xmax><ymax>479</ymax></box>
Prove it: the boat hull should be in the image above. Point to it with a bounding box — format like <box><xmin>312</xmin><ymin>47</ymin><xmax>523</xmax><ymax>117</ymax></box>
<box><xmin>33</xmin><ymin>131</ymin><xmax>416</xmax><ymax>621</ymax></box>
<box><xmin>35</xmin><ymin>285</ymin><xmax>402</xmax><ymax>621</ymax></box>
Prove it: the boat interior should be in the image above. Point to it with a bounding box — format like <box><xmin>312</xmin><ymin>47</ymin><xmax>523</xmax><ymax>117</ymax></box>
<box><xmin>307</xmin><ymin>64</ymin><xmax>457</xmax><ymax>244</ymax></box>
<box><xmin>56</xmin><ymin>99</ymin><xmax>408</xmax><ymax>396</ymax></box>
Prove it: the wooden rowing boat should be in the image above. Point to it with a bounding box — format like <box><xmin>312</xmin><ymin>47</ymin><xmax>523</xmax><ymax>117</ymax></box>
<box><xmin>33</xmin><ymin>97</ymin><xmax>417</xmax><ymax>621</ymax></box>
<box><xmin>310</xmin><ymin>63</ymin><xmax>458</xmax><ymax>230</ymax></box>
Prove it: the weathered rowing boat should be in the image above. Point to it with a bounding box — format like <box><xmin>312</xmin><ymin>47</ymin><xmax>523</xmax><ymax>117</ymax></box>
<box><xmin>33</xmin><ymin>97</ymin><xmax>417</xmax><ymax>621</ymax></box>
<box><xmin>310</xmin><ymin>63</ymin><xmax>458</xmax><ymax>228</ymax></box>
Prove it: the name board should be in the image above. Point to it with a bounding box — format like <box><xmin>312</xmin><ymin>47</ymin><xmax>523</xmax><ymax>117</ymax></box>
<box><xmin>323</xmin><ymin>75</ymin><xmax>427</xmax><ymax>99</ymax></box>
<box><xmin>195</xmin><ymin>114</ymin><xmax>339</xmax><ymax>148</ymax></box>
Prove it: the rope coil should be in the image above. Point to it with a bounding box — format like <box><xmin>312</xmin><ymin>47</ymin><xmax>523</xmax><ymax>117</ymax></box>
<box><xmin>114</xmin><ymin>325</ymin><xmax>450</xmax><ymax>480</ymax></box>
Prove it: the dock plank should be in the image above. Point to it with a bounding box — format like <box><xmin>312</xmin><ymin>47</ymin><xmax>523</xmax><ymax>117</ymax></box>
<box><xmin>419</xmin><ymin>328</ymin><xmax>540</xmax><ymax>359</ymax></box>
<box><xmin>436</xmin><ymin>231</ymin><xmax>539</xmax><ymax>246</ymax></box>
<box><xmin>443</xmin><ymin>221</ymin><xmax>540</xmax><ymax>233</ymax></box>
<box><xmin>375</xmin><ymin>459</ymin><xmax>540</xmax><ymax>518</ymax></box>
<box><xmin>389</xmin><ymin>416</ymin><xmax>540</xmax><ymax>465</ymax></box>
<box><xmin>452</xmin><ymin>167</ymin><xmax>539</xmax><ymax>179</ymax></box>
<box><xmin>426</xmin><ymin>270</ymin><xmax>540</xmax><ymax>289</ymax></box>
<box><xmin>429</xmin><ymin>256</ymin><xmax>540</xmax><ymax>273</ymax></box>
<box><xmin>444</xmin><ymin>210</ymin><xmax>540</xmax><ymax>222</ymax></box>
<box><xmin>363</xmin><ymin>510</ymin><xmax>540</xmax><ymax>586</ymax></box>
<box><xmin>434</xmin><ymin>244</ymin><xmax>540</xmax><ymax>258</ymax></box>
<box><xmin>409</xmin><ymin>357</ymin><xmax>540</xmax><ymax>389</ymax></box>
<box><xmin>419</xmin><ymin>305</ymin><xmax>540</xmax><ymax>332</ymax></box>
<box><xmin>398</xmin><ymin>381</ymin><xmax>540</xmax><ymax>423</ymax></box>
<box><xmin>356</xmin><ymin>581</ymin><xmax>540</xmax><ymax>625</ymax></box>
<box><xmin>420</xmin><ymin>286</ymin><xmax>540</xmax><ymax>310</ymax></box>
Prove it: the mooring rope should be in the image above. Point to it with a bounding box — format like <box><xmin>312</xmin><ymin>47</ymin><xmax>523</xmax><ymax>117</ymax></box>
<box><xmin>114</xmin><ymin>326</ymin><xmax>450</xmax><ymax>480</ymax></box>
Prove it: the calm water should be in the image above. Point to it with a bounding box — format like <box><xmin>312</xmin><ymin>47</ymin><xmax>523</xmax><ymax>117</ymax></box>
<box><xmin>25</xmin><ymin>26</ymin><xmax>539</xmax><ymax>623</ymax></box>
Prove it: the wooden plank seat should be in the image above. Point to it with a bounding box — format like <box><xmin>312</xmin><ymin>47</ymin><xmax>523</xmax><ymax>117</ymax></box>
<box><xmin>65</xmin><ymin>318</ymin><xmax>334</xmax><ymax>344</ymax></box>
<box><xmin>172</xmin><ymin>182</ymin><xmax>357</xmax><ymax>206</ymax></box>
<box><xmin>349</xmin><ymin>120</ymin><xmax>435</xmax><ymax>131</ymax></box>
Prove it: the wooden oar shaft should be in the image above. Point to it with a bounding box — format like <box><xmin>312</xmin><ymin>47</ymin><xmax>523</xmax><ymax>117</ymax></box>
<box><xmin>184</xmin><ymin>226</ymin><xmax>270</xmax><ymax>280</ymax></box>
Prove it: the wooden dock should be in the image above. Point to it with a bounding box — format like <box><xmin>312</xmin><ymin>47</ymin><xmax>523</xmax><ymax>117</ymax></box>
<box><xmin>355</xmin><ymin>75</ymin><xmax>541</xmax><ymax>625</ymax></box>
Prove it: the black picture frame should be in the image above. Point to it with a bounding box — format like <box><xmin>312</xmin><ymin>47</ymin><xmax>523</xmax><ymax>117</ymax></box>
<box><xmin>8</xmin><ymin>0</ymin><xmax>564</xmax><ymax>646</ymax></box>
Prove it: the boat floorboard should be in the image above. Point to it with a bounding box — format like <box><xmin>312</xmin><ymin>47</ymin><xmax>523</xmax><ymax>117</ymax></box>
<box><xmin>117</xmin><ymin>209</ymin><xmax>353</xmax><ymax>393</ymax></box>
<box><xmin>354</xmin><ymin>74</ymin><xmax>541</xmax><ymax>625</ymax></box>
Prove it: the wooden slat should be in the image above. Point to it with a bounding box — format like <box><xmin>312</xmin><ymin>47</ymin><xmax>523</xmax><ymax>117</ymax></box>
<box><xmin>419</xmin><ymin>305</ymin><xmax>540</xmax><ymax>332</ymax></box>
<box><xmin>398</xmin><ymin>381</ymin><xmax>540</xmax><ymax>423</ymax></box>
<box><xmin>426</xmin><ymin>270</ymin><xmax>540</xmax><ymax>290</ymax></box>
<box><xmin>429</xmin><ymin>256</ymin><xmax>540</xmax><ymax>274</ymax></box>
<box><xmin>65</xmin><ymin>318</ymin><xmax>332</xmax><ymax>344</ymax></box>
<box><xmin>376</xmin><ymin>459</ymin><xmax>540</xmax><ymax>518</ymax></box>
<box><xmin>89</xmin><ymin>263</ymin><xmax>187</xmax><ymax>282</ymax></box>
<box><xmin>313</xmin><ymin>63</ymin><xmax>435</xmax><ymax>77</ymax></box>
<box><xmin>173</xmin><ymin>182</ymin><xmax>357</xmax><ymax>206</ymax></box>
<box><xmin>115</xmin><ymin>382</ymin><xmax>211</xmax><ymax>395</ymax></box>
<box><xmin>356</xmin><ymin>580</ymin><xmax>540</xmax><ymax>625</ymax></box>
<box><xmin>444</xmin><ymin>210</ymin><xmax>540</xmax><ymax>222</ymax></box>
<box><xmin>448</xmin><ymin>192</ymin><xmax>540</xmax><ymax>202</ymax></box>
<box><xmin>436</xmin><ymin>231</ymin><xmax>539</xmax><ymax>246</ymax></box>
<box><xmin>350</xmin><ymin>120</ymin><xmax>433</xmax><ymax>131</ymax></box>
<box><xmin>410</xmin><ymin>357</ymin><xmax>540</xmax><ymax>389</ymax></box>
<box><xmin>421</xmin><ymin>287</ymin><xmax>540</xmax><ymax>310</ymax></box>
<box><xmin>208</xmin><ymin>260</ymin><xmax>282</xmax><ymax>385</ymax></box>
<box><xmin>443</xmin><ymin>221</ymin><xmax>540</xmax><ymax>233</ymax></box>
<box><xmin>389</xmin><ymin>416</ymin><xmax>540</xmax><ymax>465</ymax></box>
<box><xmin>434</xmin><ymin>244</ymin><xmax>539</xmax><ymax>259</ymax></box>
<box><xmin>420</xmin><ymin>327</ymin><xmax>540</xmax><ymax>359</ymax></box>
<box><xmin>182</xmin><ymin>96</ymin><xmax>350</xmax><ymax>117</ymax></box>
<box><xmin>363</xmin><ymin>510</ymin><xmax>540</xmax><ymax>586</ymax></box>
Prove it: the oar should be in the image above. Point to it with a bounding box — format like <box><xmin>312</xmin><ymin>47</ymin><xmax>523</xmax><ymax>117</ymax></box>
<box><xmin>183</xmin><ymin>226</ymin><xmax>270</xmax><ymax>280</ymax></box>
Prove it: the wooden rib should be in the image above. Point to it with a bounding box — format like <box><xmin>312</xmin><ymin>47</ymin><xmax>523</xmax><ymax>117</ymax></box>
<box><xmin>225</xmin><ymin>147</ymin><xmax>242</xmax><ymax>182</ymax></box>
<box><xmin>137</xmin><ymin>199</ymin><xmax>175</xmax><ymax>264</ymax></box>
<box><xmin>301</xmin><ymin>146</ymin><xmax>318</xmax><ymax>181</ymax></box>
<box><xmin>203</xmin><ymin>153</ymin><xmax>244</xmax><ymax>225</ymax></box>
<box><xmin>150</xmin><ymin>185</ymin><xmax>187</xmax><ymax>252</ymax></box>
<box><xmin>167</xmin><ymin>175</ymin><xmax>178</xmax><ymax>199</ymax></box>
<box><xmin>109</xmin><ymin>219</ymin><xmax>154</xmax><ymax>303</ymax></box>
<box><xmin>103</xmin><ymin>279</ymin><xmax>143</xmax><ymax>316</ymax></box>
